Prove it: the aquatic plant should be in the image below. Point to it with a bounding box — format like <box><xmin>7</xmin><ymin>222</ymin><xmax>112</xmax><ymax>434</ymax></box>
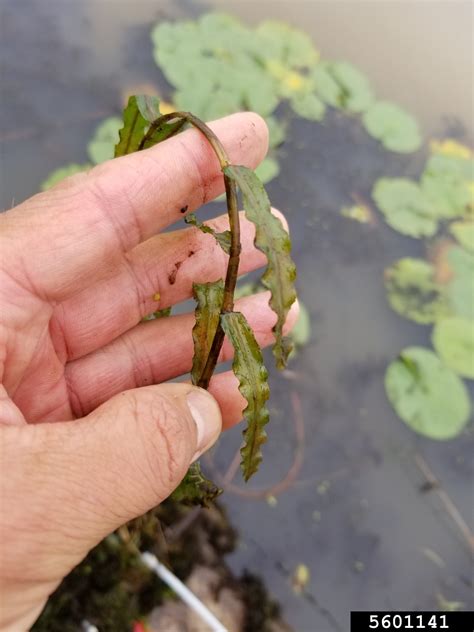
<box><xmin>373</xmin><ymin>141</ymin><xmax>474</xmax><ymax>439</ymax></box>
<box><xmin>115</xmin><ymin>95</ymin><xmax>296</xmax><ymax>491</ymax></box>
<box><xmin>43</xmin><ymin>12</ymin><xmax>423</xmax><ymax>194</ymax></box>
<box><xmin>150</xmin><ymin>12</ymin><xmax>422</xmax><ymax>182</ymax></box>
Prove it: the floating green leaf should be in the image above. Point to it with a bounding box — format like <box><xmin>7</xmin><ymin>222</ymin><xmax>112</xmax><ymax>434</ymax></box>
<box><xmin>152</xmin><ymin>14</ymin><xmax>277</xmax><ymax>119</ymax></box>
<box><xmin>448</xmin><ymin>245</ymin><xmax>474</xmax><ymax>277</ymax></box>
<box><xmin>312</xmin><ymin>62</ymin><xmax>341</xmax><ymax>108</ymax></box>
<box><xmin>88</xmin><ymin>117</ymin><xmax>122</xmax><ymax>164</ymax></box>
<box><xmin>185</xmin><ymin>214</ymin><xmax>231</xmax><ymax>254</ymax></box>
<box><xmin>363</xmin><ymin>101</ymin><xmax>422</xmax><ymax>153</ymax></box>
<box><xmin>330</xmin><ymin>62</ymin><xmax>374</xmax><ymax>112</ymax></box>
<box><xmin>385</xmin><ymin>347</ymin><xmax>470</xmax><ymax>439</ymax></box>
<box><xmin>255</xmin><ymin>19</ymin><xmax>319</xmax><ymax>69</ymax></box>
<box><xmin>448</xmin><ymin>278</ymin><xmax>474</xmax><ymax>320</ymax></box>
<box><xmin>449</xmin><ymin>220</ymin><xmax>474</xmax><ymax>252</ymax></box>
<box><xmin>221</xmin><ymin>311</ymin><xmax>270</xmax><ymax>480</ymax></box>
<box><xmin>313</xmin><ymin>61</ymin><xmax>373</xmax><ymax>113</ymax></box>
<box><xmin>255</xmin><ymin>157</ymin><xmax>280</xmax><ymax>184</ymax></box>
<box><xmin>372</xmin><ymin>178</ymin><xmax>437</xmax><ymax>237</ymax></box>
<box><xmin>432</xmin><ymin>317</ymin><xmax>474</xmax><ymax>379</ymax></box>
<box><xmin>224</xmin><ymin>165</ymin><xmax>297</xmax><ymax>368</ymax></box>
<box><xmin>447</xmin><ymin>246</ymin><xmax>474</xmax><ymax>319</ymax></box>
<box><xmin>191</xmin><ymin>281</ymin><xmax>225</xmax><ymax>385</ymax></box>
<box><xmin>171</xmin><ymin>461</ymin><xmax>222</xmax><ymax>506</ymax></box>
<box><xmin>425</xmin><ymin>153</ymin><xmax>474</xmax><ymax>180</ymax></box>
<box><xmin>40</xmin><ymin>163</ymin><xmax>92</xmax><ymax>191</ymax></box>
<box><xmin>384</xmin><ymin>258</ymin><xmax>449</xmax><ymax>323</ymax></box>
<box><xmin>290</xmin><ymin>92</ymin><xmax>326</xmax><ymax>121</ymax></box>
<box><xmin>265</xmin><ymin>116</ymin><xmax>286</xmax><ymax>149</ymax></box>
<box><xmin>290</xmin><ymin>301</ymin><xmax>311</xmax><ymax>348</ymax></box>
<box><xmin>421</xmin><ymin>155</ymin><xmax>473</xmax><ymax>219</ymax></box>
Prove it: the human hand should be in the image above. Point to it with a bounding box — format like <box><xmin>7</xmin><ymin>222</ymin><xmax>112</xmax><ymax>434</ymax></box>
<box><xmin>0</xmin><ymin>112</ymin><xmax>298</xmax><ymax>630</ymax></box>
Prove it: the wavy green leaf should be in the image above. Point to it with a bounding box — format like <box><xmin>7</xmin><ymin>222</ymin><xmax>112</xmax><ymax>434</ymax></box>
<box><xmin>221</xmin><ymin>311</ymin><xmax>270</xmax><ymax>481</ymax></box>
<box><xmin>115</xmin><ymin>96</ymin><xmax>151</xmax><ymax>157</ymax></box>
<box><xmin>140</xmin><ymin>115</ymin><xmax>186</xmax><ymax>151</ymax></box>
<box><xmin>191</xmin><ymin>281</ymin><xmax>225</xmax><ymax>385</ymax></box>
<box><xmin>224</xmin><ymin>165</ymin><xmax>297</xmax><ymax>368</ymax></box>
<box><xmin>115</xmin><ymin>95</ymin><xmax>184</xmax><ymax>158</ymax></box>
<box><xmin>171</xmin><ymin>461</ymin><xmax>222</xmax><ymax>506</ymax></box>
<box><xmin>185</xmin><ymin>213</ymin><xmax>231</xmax><ymax>254</ymax></box>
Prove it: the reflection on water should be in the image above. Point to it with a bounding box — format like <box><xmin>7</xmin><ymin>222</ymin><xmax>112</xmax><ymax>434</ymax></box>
<box><xmin>1</xmin><ymin>1</ymin><xmax>473</xmax><ymax>629</ymax></box>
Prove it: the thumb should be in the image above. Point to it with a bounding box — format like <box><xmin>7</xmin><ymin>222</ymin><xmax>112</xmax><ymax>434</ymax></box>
<box><xmin>54</xmin><ymin>383</ymin><xmax>221</xmax><ymax>535</ymax></box>
<box><xmin>3</xmin><ymin>383</ymin><xmax>221</xmax><ymax>558</ymax></box>
<box><xmin>0</xmin><ymin>383</ymin><xmax>221</xmax><ymax>629</ymax></box>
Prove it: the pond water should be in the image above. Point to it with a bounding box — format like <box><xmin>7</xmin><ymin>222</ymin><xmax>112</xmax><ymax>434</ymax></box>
<box><xmin>1</xmin><ymin>1</ymin><xmax>473</xmax><ymax>630</ymax></box>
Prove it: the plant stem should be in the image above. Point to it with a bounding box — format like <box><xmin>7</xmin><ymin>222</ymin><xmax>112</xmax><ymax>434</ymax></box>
<box><xmin>141</xmin><ymin>112</ymin><xmax>241</xmax><ymax>389</ymax></box>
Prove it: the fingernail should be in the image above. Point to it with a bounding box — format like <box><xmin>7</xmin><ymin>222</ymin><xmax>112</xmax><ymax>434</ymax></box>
<box><xmin>187</xmin><ymin>389</ymin><xmax>222</xmax><ymax>461</ymax></box>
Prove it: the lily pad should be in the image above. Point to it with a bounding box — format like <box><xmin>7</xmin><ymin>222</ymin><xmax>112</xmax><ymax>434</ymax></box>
<box><xmin>312</xmin><ymin>61</ymin><xmax>373</xmax><ymax>113</ymax></box>
<box><xmin>447</xmin><ymin>246</ymin><xmax>474</xmax><ymax>319</ymax></box>
<box><xmin>384</xmin><ymin>258</ymin><xmax>449</xmax><ymax>323</ymax></box>
<box><xmin>152</xmin><ymin>15</ymin><xmax>272</xmax><ymax>119</ymax></box>
<box><xmin>372</xmin><ymin>178</ymin><xmax>437</xmax><ymax>237</ymax></box>
<box><xmin>449</xmin><ymin>220</ymin><xmax>474</xmax><ymax>252</ymax></box>
<box><xmin>432</xmin><ymin>317</ymin><xmax>474</xmax><ymax>379</ymax></box>
<box><xmin>424</xmin><ymin>154</ymin><xmax>474</xmax><ymax>181</ymax></box>
<box><xmin>312</xmin><ymin>62</ymin><xmax>341</xmax><ymax>107</ymax></box>
<box><xmin>290</xmin><ymin>301</ymin><xmax>311</xmax><ymax>348</ymax></box>
<box><xmin>40</xmin><ymin>163</ymin><xmax>92</xmax><ymax>191</ymax></box>
<box><xmin>290</xmin><ymin>92</ymin><xmax>325</xmax><ymax>121</ymax></box>
<box><xmin>255</xmin><ymin>20</ymin><xmax>319</xmax><ymax>68</ymax></box>
<box><xmin>87</xmin><ymin>117</ymin><xmax>122</xmax><ymax>164</ymax></box>
<box><xmin>255</xmin><ymin>157</ymin><xmax>280</xmax><ymax>184</ymax></box>
<box><xmin>363</xmin><ymin>101</ymin><xmax>422</xmax><ymax>153</ymax></box>
<box><xmin>265</xmin><ymin>115</ymin><xmax>286</xmax><ymax>148</ymax></box>
<box><xmin>385</xmin><ymin>347</ymin><xmax>470</xmax><ymax>439</ymax></box>
<box><xmin>421</xmin><ymin>155</ymin><xmax>473</xmax><ymax>219</ymax></box>
<box><xmin>448</xmin><ymin>245</ymin><xmax>474</xmax><ymax>277</ymax></box>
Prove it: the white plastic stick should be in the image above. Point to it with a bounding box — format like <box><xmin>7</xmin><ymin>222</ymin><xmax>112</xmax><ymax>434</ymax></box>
<box><xmin>141</xmin><ymin>551</ymin><xmax>228</xmax><ymax>632</ymax></box>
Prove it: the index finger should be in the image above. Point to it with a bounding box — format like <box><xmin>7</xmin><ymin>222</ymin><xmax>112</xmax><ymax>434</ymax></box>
<box><xmin>2</xmin><ymin>112</ymin><xmax>268</xmax><ymax>302</ymax></box>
